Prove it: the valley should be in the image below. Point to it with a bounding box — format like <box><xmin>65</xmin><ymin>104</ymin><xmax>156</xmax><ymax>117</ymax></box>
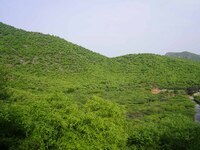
<box><xmin>0</xmin><ymin>22</ymin><xmax>200</xmax><ymax>150</ymax></box>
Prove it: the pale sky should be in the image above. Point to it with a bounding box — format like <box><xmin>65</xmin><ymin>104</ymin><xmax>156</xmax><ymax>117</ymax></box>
<box><xmin>0</xmin><ymin>0</ymin><xmax>200</xmax><ymax>57</ymax></box>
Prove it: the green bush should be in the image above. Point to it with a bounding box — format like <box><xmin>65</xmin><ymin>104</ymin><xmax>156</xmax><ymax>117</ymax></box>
<box><xmin>194</xmin><ymin>96</ymin><xmax>200</xmax><ymax>104</ymax></box>
<box><xmin>127</xmin><ymin>114</ymin><xmax>200</xmax><ymax>150</ymax></box>
<box><xmin>0</xmin><ymin>94</ymin><xmax>127</xmax><ymax>149</ymax></box>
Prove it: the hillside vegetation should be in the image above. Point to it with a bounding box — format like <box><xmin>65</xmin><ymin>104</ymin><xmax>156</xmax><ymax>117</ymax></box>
<box><xmin>1</xmin><ymin>22</ymin><xmax>200</xmax><ymax>149</ymax></box>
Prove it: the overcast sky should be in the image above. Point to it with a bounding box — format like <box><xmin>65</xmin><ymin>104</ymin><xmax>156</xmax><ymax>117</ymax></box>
<box><xmin>0</xmin><ymin>0</ymin><xmax>200</xmax><ymax>57</ymax></box>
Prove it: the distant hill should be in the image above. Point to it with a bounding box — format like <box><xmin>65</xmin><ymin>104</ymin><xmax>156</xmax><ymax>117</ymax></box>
<box><xmin>165</xmin><ymin>51</ymin><xmax>200</xmax><ymax>61</ymax></box>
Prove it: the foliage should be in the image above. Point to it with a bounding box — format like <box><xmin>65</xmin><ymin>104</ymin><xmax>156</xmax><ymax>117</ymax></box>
<box><xmin>0</xmin><ymin>22</ymin><xmax>200</xmax><ymax>149</ymax></box>
<box><xmin>194</xmin><ymin>96</ymin><xmax>200</xmax><ymax>104</ymax></box>
<box><xmin>0</xmin><ymin>94</ymin><xmax>127</xmax><ymax>149</ymax></box>
<box><xmin>0</xmin><ymin>66</ymin><xmax>9</xmax><ymax>100</ymax></box>
<box><xmin>127</xmin><ymin>114</ymin><xmax>200</xmax><ymax>150</ymax></box>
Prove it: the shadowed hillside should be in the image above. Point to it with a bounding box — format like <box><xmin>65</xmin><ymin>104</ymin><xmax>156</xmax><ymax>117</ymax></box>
<box><xmin>165</xmin><ymin>51</ymin><xmax>200</xmax><ymax>62</ymax></box>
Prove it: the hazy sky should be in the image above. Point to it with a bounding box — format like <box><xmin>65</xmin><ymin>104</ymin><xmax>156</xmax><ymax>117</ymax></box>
<box><xmin>1</xmin><ymin>0</ymin><xmax>200</xmax><ymax>57</ymax></box>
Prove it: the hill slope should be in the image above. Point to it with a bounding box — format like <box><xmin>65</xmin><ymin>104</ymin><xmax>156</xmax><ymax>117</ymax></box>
<box><xmin>0</xmin><ymin>22</ymin><xmax>112</xmax><ymax>74</ymax></box>
<box><xmin>165</xmin><ymin>51</ymin><xmax>200</xmax><ymax>62</ymax></box>
<box><xmin>0</xmin><ymin>22</ymin><xmax>200</xmax><ymax>94</ymax></box>
<box><xmin>112</xmin><ymin>53</ymin><xmax>200</xmax><ymax>88</ymax></box>
<box><xmin>0</xmin><ymin>22</ymin><xmax>117</xmax><ymax>94</ymax></box>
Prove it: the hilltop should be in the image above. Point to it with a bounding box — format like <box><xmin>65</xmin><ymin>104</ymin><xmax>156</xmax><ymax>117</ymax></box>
<box><xmin>165</xmin><ymin>51</ymin><xmax>200</xmax><ymax>62</ymax></box>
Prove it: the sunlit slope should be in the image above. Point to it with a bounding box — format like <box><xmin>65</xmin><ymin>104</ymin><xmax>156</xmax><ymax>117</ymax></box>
<box><xmin>112</xmin><ymin>54</ymin><xmax>200</xmax><ymax>88</ymax></box>
<box><xmin>0</xmin><ymin>22</ymin><xmax>117</xmax><ymax>93</ymax></box>
<box><xmin>0</xmin><ymin>22</ymin><xmax>200</xmax><ymax>94</ymax></box>
<box><xmin>0</xmin><ymin>22</ymin><xmax>113</xmax><ymax>74</ymax></box>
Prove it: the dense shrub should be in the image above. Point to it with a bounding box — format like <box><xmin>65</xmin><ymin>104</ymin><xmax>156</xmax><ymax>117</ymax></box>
<box><xmin>194</xmin><ymin>96</ymin><xmax>200</xmax><ymax>103</ymax></box>
<box><xmin>0</xmin><ymin>94</ymin><xmax>127</xmax><ymax>149</ymax></box>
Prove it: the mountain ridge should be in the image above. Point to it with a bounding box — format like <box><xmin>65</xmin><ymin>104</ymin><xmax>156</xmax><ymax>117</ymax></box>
<box><xmin>165</xmin><ymin>51</ymin><xmax>200</xmax><ymax>62</ymax></box>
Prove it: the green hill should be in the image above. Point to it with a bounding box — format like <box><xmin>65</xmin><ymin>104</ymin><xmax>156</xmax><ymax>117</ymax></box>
<box><xmin>0</xmin><ymin>22</ymin><xmax>112</xmax><ymax>75</ymax></box>
<box><xmin>113</xmin><ymin>53</ymin><xmax>200</xmax><ymax>88</ymax></box>
<box><xmin>1</xmin><ymin>22</ymin><xmax>200</xmax><ymax>149</ymax></box>
<box><xmin>1</xmin><ymin>22</ymin><xmax>200</xmax><ymax>92</ymax></box>
<box><xmin>165</xmin><ymin>51</ymin><xmax>200</xmax><ymax>62</ymax></box>
<box><xmin>0</xmin><ymin>22</ymin><xmax>117</xmax><ymax>95</ymax></box>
